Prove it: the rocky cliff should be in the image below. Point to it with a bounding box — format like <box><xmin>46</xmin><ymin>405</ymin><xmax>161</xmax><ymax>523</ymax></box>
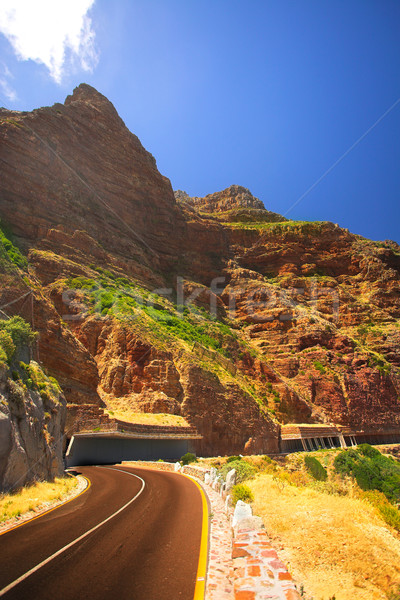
<box><xmin>0</xmin><ymin>318</ymin><xmax>66</xmax><ymax>491</ymax></box>
<box><xmin>0</xmin><ymin>84</ymin><xmax>399</xmax><ymax>458</ymax></box>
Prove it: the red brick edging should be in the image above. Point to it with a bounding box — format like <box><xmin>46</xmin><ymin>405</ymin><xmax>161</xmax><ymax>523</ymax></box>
<box><xmin>232</xmin><ymin>528</ymin><xmax>301</xmax><ymax>600</ymax></box>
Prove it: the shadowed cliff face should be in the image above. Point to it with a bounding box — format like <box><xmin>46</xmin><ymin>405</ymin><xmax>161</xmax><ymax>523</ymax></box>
<box><xmin>1</xmin><ymin>84</ymin><xmax>400</xmax><ymax>456</ymax></box>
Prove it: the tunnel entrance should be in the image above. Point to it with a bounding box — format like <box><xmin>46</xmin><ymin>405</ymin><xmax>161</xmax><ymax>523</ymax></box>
<box><xmin>65</xmin><ymin>433</ymin><xmax>198</xmax><ymax>467</ymax></box>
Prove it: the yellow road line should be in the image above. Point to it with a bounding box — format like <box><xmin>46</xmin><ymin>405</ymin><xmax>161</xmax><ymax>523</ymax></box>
<box><xmin>181</xmin><ymin>474</ymin><xmax>209</xmax><ymax>600</ymax></box>
<box><xmin>0</xmin><ymin>475</ymin><xmax>91</xmax><ymax>536</ymax></box>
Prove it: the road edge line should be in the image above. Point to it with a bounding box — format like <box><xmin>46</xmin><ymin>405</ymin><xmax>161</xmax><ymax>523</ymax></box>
<box><xmin>181</xmin><ymin>473</ymin><xmax>210</xmax><ymax>600</ymax></box>
<box><xmin>0</xmin><ymin>475</ymin><xmax>91</xmax><ymax>537</ymax></box>
<box><xmin>0</xmin><ymin>468</ymin><xmax>145</xmax><ymax>597</ymax></box>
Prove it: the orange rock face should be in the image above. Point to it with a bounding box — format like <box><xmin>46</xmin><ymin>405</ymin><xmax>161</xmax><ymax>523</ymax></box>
<box><xmin>1</xmin><ymin>84</ymin><xmax>400</xmax><ymax>455</ymax></box>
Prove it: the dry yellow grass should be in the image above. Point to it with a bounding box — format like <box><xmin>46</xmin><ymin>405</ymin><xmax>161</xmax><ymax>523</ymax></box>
<box><xmin>104</xmin><ymin>402</ymin><xmax>190</xmax><ymax>427</ymax></box>
<box><xmin>248</xmin><ymin>473</ymin><xmax>400</xmax><ymax>600</ymax></box>
<box><xmin>0</xmin><ymin>476</ymin><xmax>78</xmax><ymax>523</ymax></box>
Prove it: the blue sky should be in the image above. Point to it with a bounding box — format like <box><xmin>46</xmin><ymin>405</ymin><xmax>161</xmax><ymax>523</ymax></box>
<box><xmin>0</xmin><ymin>1</ymin><xmax>399</xmax><ymax>242</ymax></box>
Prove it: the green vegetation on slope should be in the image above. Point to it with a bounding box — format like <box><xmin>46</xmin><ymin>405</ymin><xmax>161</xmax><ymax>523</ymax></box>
<box><xmin>0</xmin><ymin>316</ymin><xmax>37</xmax><ymax>368</ymax></box>
<box><xmin>17</xmin><ymin>361</ymin><xmax>61</xmax><ymax>404</ymax></box>
<box><xmin>66</xmin><ymin>272</ymin><xmax>238</xmax><ymax>357</ymax></box>
<box><xmin>0</xmin><ymin>317</ymin><xmax>60</xmax><ymax>407</ymax></box>
<box><xmin>225</xmin><ymin>219</ymin><xmax>330</xmax><ymax>234</ymax></box>
<box><xmin>64</xmin><ymin>269</ymin><xmax>288</xmax><ymax>418</ymax></box>
<box><xmin>0</xmin><ymin>221</ymin><xmax>28</xmax><ymax>270</ymax></box>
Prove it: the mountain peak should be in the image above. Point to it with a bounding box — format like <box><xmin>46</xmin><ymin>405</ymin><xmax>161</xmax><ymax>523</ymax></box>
<box><xmin>65</xmin><ymin>83</ymin><xmax>108</xmax><ymax>105</ymax></box>
<box><xmin>175</xmin><ymin>185</ymin><xmax>265</xmax><ymax>213</ymax></box>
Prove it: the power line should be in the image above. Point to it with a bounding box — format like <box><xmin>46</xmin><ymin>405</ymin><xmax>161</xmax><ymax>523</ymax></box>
<box><xmin>284</xmin><ymin>96</ymin><xmax>400</xmax><ymax>217</ymax></box>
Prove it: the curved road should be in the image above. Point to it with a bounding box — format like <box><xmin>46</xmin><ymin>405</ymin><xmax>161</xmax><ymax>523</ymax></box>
<box><xmin>0</xmin><ymin>466</ymin><xmax>206</xmax><ymax>600</ymax></box>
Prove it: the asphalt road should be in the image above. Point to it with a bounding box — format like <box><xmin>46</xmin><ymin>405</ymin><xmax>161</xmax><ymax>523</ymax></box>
<box><xmin>0</xmin><ymin>465</ymin><xmax>205</xmax><ymax>600</ymax></box>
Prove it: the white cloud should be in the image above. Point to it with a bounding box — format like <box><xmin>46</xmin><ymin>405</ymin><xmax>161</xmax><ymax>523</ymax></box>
<box><xmin>0</xmin><ymin>0</ymin><xmax>98</xmax><ymax>84</ymax></box>
<box><xmin>0</xmin><ymin>64</ymin><xmax>17</xmax><ymax>102</ymax></box>
<box><xmin>0</xmin><ymin>77</ymin><xmax>17</xmax><ymax>102</ymax></box>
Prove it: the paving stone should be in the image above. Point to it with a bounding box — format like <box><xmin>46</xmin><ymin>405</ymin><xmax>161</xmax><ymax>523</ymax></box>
<box><xmin>284</xmin><ymin>590</ymin><xmax>302</xmax><ymax>600</ymax></box>
<box><xmin>233</xmin><ymin>547</ymin><xmax>251</xmax><ymax>558</ymax></box>
<box><xmin>278</xmin><ymin>572</ymin><xmax>293</xmax><ymax>581</ymax></box>
<box><xmin>234</xmin><ymin>591</ymin><xmax>256</xmax><ymax>600</ymax></box>
<box><xmin>261</xmin><ymin>550</ymin><xmax>278</xmax><ymax>558</ymax></box>
<box><xmin>259</xmin><ymin>579</ymin><xmax>275</xmax><ymax>588</ymax></box>
<box><xmin>234</xmin><ymin>577</ymin><xmax>257</xmax><ymax>589</ymax></box>
<box><xmin>268</xmin><ymin>559</ymin><xmax>287</xmax><ymax>570</ymax></box>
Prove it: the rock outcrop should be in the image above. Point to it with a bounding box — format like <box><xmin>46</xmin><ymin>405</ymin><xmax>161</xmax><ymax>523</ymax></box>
<box><xmin>175</xmin><ymin>185</ymin><xmax>286</xmax><ymax>224</ymax></box>
<box><xmin>0</xmin><ymin>353</ymin><xmax>66</xmax><ymax>491</ymax></box>
<box><xmin>175</xmin><ymin>185</ymin><xmax>265</xmax><ymax>212</ymax></box>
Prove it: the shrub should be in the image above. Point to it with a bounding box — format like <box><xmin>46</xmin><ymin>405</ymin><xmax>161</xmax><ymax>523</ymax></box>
<box><xmin>304</xmin><ymin>455</ymin><xmax>328</xmax><ymax>481</ymax></box>
<box><xmin>219</xmin><ymin>460</ymin><xmax>256</xmax><ymax>483</ymax></box>
<box><xmin>0</xmin><ymin>346</ymin><xmax>7</xmax><ymax>366</ymax></box>
<box><xmin>231</xmin><ymin>483</ymin><xmax>254</xmax><ymax>504</ymax></box>
<box><xmin>362</xmin><ymin>490</ymin><xmax>400</xmax><ymax>532</ymax></box>
<box><xmin>378</xmin><ymin>503</ymin><xmax>400</xmax><ymax>531</ymax></box>
<box><xmin>0</xmin><ymin>330</ymin><xmax>15</xmax><ymax>364</ymax></box>
<box><xmin>180</xmin><ymin>452</ymin><xmax>197</xmax><ymax>465</ymax></box>
<box><xmin>0</xmin><ymin>316</ymin><xmax>37</xmax><ymax>348</ymax></box>
<box><xmin>358</xmin><ymin>443</ymin><xmax>380</xmax><ymax>458</ymax></box>
<box><xmin>333</xmin><ymin>448</ymin><xmax>359</xmax><ymax>476</ymax></box>
<box><xmin>227</xmin><ymin>455</ymin><xmax>242</xmax><ymax>463</ymax></box>
<box><xmin>334</xmin><ymin>445</ymin><xmax>400</xmax><ymax>503</ymax></box>
<box><xmin>313</xmin><ymin>360</ymin><xmax>326</xmax><ymax>374</ymax></box>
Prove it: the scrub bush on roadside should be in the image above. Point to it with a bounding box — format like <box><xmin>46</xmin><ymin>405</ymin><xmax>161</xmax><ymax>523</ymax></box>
<box><xmin>231</xmin><ymin>483</ymin><xmax>254</xmax><ymax>504</ymax></box>
<box><xmin>334</xmin><ymin>445</ymin><xmax>400</xmax><ymax>503</ymax></box>
<box><xmin>219</xmin><ymin>460</ymin><xmax>256</xmax><ymax>483</ymax></box>
<box><xmin>180</xmin><ymin>452</ymin><xmax>197</xmax><ymax>465</ymax></box>
<box><xmin>304</xmin><ymin>455</ymin><xmax>328</xmax><ymax>481</ymax></box>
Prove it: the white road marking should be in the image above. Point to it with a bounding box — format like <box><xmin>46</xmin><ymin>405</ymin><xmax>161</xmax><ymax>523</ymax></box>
<box><xmin>0</xmin><ymin>467</ymin><xmax>145</xmax><ymax>597</ymax></box>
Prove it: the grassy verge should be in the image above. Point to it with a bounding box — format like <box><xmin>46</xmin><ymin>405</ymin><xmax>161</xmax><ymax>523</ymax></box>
<box><xmin>0</xmin><ymin>476</ymin><xmax>78</xmax><ymax>523</ymax></box>
<box><xmin>244</xmin><ymin>450</ymin><xmax>400</xmax><ymax>600</ymax></box>
<box><xmin>198</xmin><ymin>450</ymin><xmax>400</xmax><ymax>598</ymax></box>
